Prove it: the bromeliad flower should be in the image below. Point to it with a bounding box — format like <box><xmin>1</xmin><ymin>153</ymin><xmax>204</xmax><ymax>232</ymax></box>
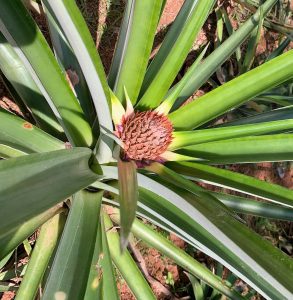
<box><xmin>110</xmin><ymin>88</ymin><xmax>202</xmax><ymax>249</ymax></box>
<box><xmin>111</xmin><ymin>88</ymin><xmax>198</xmax><ymax>168</ymax></box>
<box><xmin>116</xmin><ymin>109</ymin><xmax>173</xmax><ymax>163</ymax></box>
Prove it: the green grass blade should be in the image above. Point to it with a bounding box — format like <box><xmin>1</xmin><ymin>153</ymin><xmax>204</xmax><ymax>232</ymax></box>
<box><xmin>168</xmin><ymin>161</ymin><xmax>293</xmax><ymax>208</ymax></box>
<box><xmin>109</xmin><ymin>0</ymin><xmax>163</xmax><ymax>105</ymax></box>
<box><xmin>0</xmin><ymin>32</ymin><xmax>64</xmax><ymax>138</ymax></box>
<box><xmin>137</xmin><ymin>0</ymin><xmax>216</xmax><ymax>109</ymax></box>
<box><xmin>0</xmin><ymin>0</ymin><xmax>94</xmax><ymax>147</ymax></box>
<box><xmin>170</xmin><ymin>119</ymin><xmax>293</xmax><ymax>149</ymax></box>
<box><xmin>179</xmin><ymin>134</ymin><xmax>293</xmax><ymax>164</ymax></box>
<box><xmin>15</xmin><ymin>213</ymin><xmax>66</xmax><ymax>300</ymax></box>
<box><xmin>0</xmin><ymin>109</ymin><xmax>64</xmax><ymax>154</ymax></box>
<box><xmin>103</xmin><ymin>212</ymin><xmax>156</xmax><ymax>300</ymax></box>
<box><xmin>172</xmin><ymin>0</ymin><xmax>277</xmax><ymax>106</ymax></box>
<box><xmin>213</xmin><ymin>192</ymin><xmax>293</xmax><ymax>221</ymax></box>
<box><xmin>43</xmin><ymin>0</ymin><xmax>113</xmax><ymax>162</ymax></box>
<box><xmin>110</xmin><ymin>211</ymin><xmax>245</xmax><ymax>300</ymax></box>
<box><xmin>0</xmin><ymin>148</ymin><xmax>98</xmax><ymax>237</ymax></box>
<box><xmin>43</xmin><ymin>5</ymin><xmax>96</xmax><ymax>126</ymax></box>
<box><xmin>169</xmin><ymin>50</ymin><xmax>293</xmax><ymax>130</ymax></box>
<box><xmin>0</xmin><ymin>206</ymin><xmax>63</xmax><ymax>260</ymax></box>
<box><xmin>42</xmin><ymin>190</ymin><xmax>103</xmax><ymax>300</ymax></box>
<box><xmin>118</xmin><ymin>158</ymin><xmax>138</xmax><ymax>251</ymax></box>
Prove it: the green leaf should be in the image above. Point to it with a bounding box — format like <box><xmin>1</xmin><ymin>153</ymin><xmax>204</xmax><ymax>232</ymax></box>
<box><xmin>100</xmin><ymin>218</ymin><xmax>120</xmax><ymax>300</ymax></box>
<box><xmin>110</xmin><ymin>210</ymin><xmax>245</xmax><ymax>300</ymax></box>
<box><xmin>0</xmin><ymin>148</ymin><xmax>98</xmax><ymax>238</ymax></box>
<box><xmin>102</xmin><ymin>166</ymin><xmax>293</xmax><ymax>299</ymax></box>
<box><xmin>23</xmin><ymin>238</ymin><xmax>32</xmax><ymax>256</ymax></box>
<box><xmin>0</xmin><ymin>252</ymin><xmax>13</xmax><ymax>270</ymax></box>
<box><xmin>179</xmin><ymin>134</ymin><xmax>293</xmax><ymax>164</ymax></box>
<box><xmin>215</xmin><ymin>6</ymin><xmax>224</xmax><ymax>46</ymax></box>
<box><xmin>0</xmin><ymin>205</ymin><xmax>63</xmax><ymax>260</ymax></box>
<box><xmin>186</xmin><ymin>273</ymin><xmax>204</xmax><ymax>300</ymax></box>
<box><xmin>0</xmin><ymin>72</ymin><xmax>32</xmax><ymax>118</ymax></box>
<box><xmin>43</xmin><ymin>0</ymin><xmax>113</xmax><ymax>162</ymax></box>
<box><xmin>220</xmin><ymin>6</ymin><xmax>241</xmax><ymax>69</ymax></box>
<box><xmin>107</xmin><ymin>0</ymin><xmax>134</xmax><ymax>89</ymax></box>
<box><xmin>157</xmin><ymin>44</ymin><xmax>209</xmax><ymax>115</ymax></box>
<box><xmin>212</xmin><ymin>192</ymin><xmax>293</xmax><ymax>221</ymax></box>
<box><xmin>103</xmin><ymin>212</ymin><xmax>156</xmax><ymax>300</ymax></box>
<box><xmin>42</xmin><ymin>190</ymin><xmax>103</xmax><ymax>300</ymax></box>
<box><xmin>0</xmin><ymin>144</ymin><xmax>25</xmax><ymax>158</ymax></box>
<box><xmin>263</xmin><ymin>19</ymin><xmax>293</xmax><ymax>35</ymax></box>
<box><xmin>15</xmin><ymin>213</ymin><xmax>66</xmax><ymax>300</ymax></box>
<box><xmin>0</xmin><ymin>266</ymin><xmax>25</xmax><ymax>282</ymax></box>
<box><xmin>118</xmin><ymin>158</ymin><xmax>138</xmax><ymax>250</ymax></box>
<box><xmin>266</xmin><ymin>37</ymin><xmax>291</xmax><ymax>61</ymax></box>
<box><xmin>220</xmin><ymin>105</ymin><xmax>293</xmax><ymax>125</ymax></box>
<box><xmin>170</xmin><ymin>119</ymin><xmax>293</xmax><ymax>150</ymax></box>
<box><xmin>171</xmin><ymin>0</ymin><xmax>277</xmax><ymax>106</ymax></box>
<box><xmin>43</xmin><ymin>5</ymin><xmax>96</xmax><ymax>126</ymax></box>
<box><xmin>139</xmin><ymin>0</ymin><xmax>201</xmax><ymax>94</ymax></box>
<box><xmin>138</xmin><ymin>186</ymin><xmax>292</xmax><ymax>300</ymax></box>
<box><xmin>240</xmin><ymin>6</ymin><xmax>264</xmax><ymax>73</ymax></box>
<box><xmin>109</xmin><ymin>0</ymin><xmax>163</xmax><ymax>105</ymax></box>
<box><xmin>169</xmin><ymin>50</ymin><xmax>293</xmax><ymax>130</ymax></box>
<box><xmin>84</xmin><ymin>217</ymin><xmax>103</xmax><ymax>299</ymax></box>
<box><xmin>254</xmin><ymin>94</ymin><xmax>293</xmax><ymax>107</ymax></box>
<box><xmin>0</xmin><ymin>109</ymin><xmax>64</xmax><ymax>154</ymax></box>
<box><xmin>146</xmin><ymin>163</ymin><xmax>239</xmax><ymax>221</ymax></box>
<box><xmin>0</xmin><ymin>284</ymin><xmax>17</xmax><ymax>292</ymax></box>
<box><xmin>0</xmin><ymin>0</ymin><xmax>94</xmax><ymax>147</ymax></box>
<box><xmin>138</xmin><ymin>181</ymin><xmax>293</xmax><ymax>300</ymax></box>
<box><xmin>84</xmin><ymin>206</ymin><xmax>119</xmax><ymax>300</ymax></box>
<box><xmin>137</xmin><ymin>0</ymin><xmax>216</xmax><ymax>109</ymax></box>
<box><xmin>0</xmin><ymin>32</ymin><xmax>64</xmax><ymax>138</ymax></box>
<box><xmin>168</xmin><ymin>161</ymin><xmax>293</xmax><ymax>208</ymax></box>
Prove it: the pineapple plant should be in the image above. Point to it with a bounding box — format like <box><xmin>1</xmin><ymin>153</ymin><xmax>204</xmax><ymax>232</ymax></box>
<box><xmin>0</xmin><ymin>0</ymin><xmax>293</xmax><ymax>299</ymax></box>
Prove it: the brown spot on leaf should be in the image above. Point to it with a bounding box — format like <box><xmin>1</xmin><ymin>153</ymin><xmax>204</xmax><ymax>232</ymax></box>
<box><xmin>23</xmin><ymin>122</ymin><xmax>33</xmax><ymax>129</ymax></box>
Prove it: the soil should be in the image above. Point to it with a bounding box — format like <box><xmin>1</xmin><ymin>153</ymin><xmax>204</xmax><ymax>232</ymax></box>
<box><xmin>0</xmin><ymin>1</ymin><xmax>292</xmax><ymax>299</ymax></box>
<box><xmin>0</xmin><ymin>292</ymin><xmax>15</xmax><ymax>300</ymax></box>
